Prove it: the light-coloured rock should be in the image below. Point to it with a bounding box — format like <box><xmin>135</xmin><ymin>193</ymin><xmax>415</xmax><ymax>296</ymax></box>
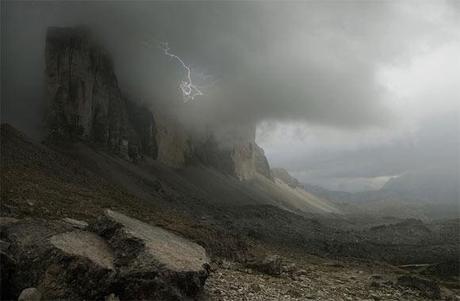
<box><xmin>104</xmin><ymin>293</ymin><xmax>120</xmax><ymax>301</ymax></box>
<box><xmin>62</xmin><ymin>217</ymin><xmax>88</xmax><ymax>229</ymax></box>
<box><xmin>18</xmin><ymin>288</ymin><xmax>41</xmax><ymax>301</ymax></box>
<box><xmin>0</xmin><ymin>217</ymin><xmax>19</xmax><ymax>226</ymax></box>
<box><xmin>3</xmin><ymin>211</ymin><xmax>210</xmax><ymax>300</ymax></box>
<box><xmin>154</xmin><ymin>113</ymin><xmax>190</xmax><ymax>168</ymax></box>
<box><xmin>246</xmin><ymin>255</ymin><xmax>283</xmax><ymax>276</ymax></box>
<box><xmin>2</xmin><ymin>219</ymin><xmax>114</xmax><ymax>300</ymax></box>
<box><xmin>50</xmin><ymin>230</ymin><xmax>114</xmax><ymax>270</ymax></box>
<box><xmin>95</xmin><ymin>209</ymin><xmax>209</xmax><ymax>272</ymax></box>
<box><xmin>90</xmin><ymin>209</ymin><xmax>210</xmax><ymax>299</ymax></box>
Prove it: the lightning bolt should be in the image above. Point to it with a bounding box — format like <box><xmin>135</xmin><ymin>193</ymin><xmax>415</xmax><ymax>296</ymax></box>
<box><xmin>159</xmin><ymin>42</ymin><xmax>203</xmax><ymax>103</ymax></box>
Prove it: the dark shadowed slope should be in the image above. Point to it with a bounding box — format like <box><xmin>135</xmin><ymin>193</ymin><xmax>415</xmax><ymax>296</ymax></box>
<box><xmin>2</xmin><ymin>123</ymin><xmax>459</xmax><ymax>266</ymax></box>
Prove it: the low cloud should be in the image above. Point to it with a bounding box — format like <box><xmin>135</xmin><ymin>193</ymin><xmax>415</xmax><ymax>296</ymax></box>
<box><xmin>2</xmin><ymin>1</ymin><xmax>459</xmax><ymax>191</ymax></box>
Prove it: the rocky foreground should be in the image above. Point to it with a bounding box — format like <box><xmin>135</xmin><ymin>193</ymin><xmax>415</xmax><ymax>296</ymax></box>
<box><xmin>1</xmin><ymin>210</ymin><xmax>209</xmax><ymax>300</ymax></box>
<box><xmin>2</xmin><ymin>211</ymin><xmax>459</xmax><ymax>301</ymax></box>
<box><xmin>1</xmin><ymin>122</ymin><xmax>459</xmax><ymax>300</ymax></box>
<box><xmin>201</xmin><ymin>258</ymin><xmax>459</xmax><ymax>301</ymax></box>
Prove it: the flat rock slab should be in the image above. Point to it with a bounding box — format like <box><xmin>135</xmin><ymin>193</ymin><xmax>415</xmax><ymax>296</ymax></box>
<box><xmin>91</xmin><ymin>209</ymin><xmax>210</xmax><ymax>299</ymax></box>
<box><xmin>1</xmin><ymin>219</ymin><xmax>113</xmax><ymax>300</ymax></box>
<box><xmin>2</xmin><ymin>211</ymin><xmax>210</xmax><ymax>300</ymax></box>
<box><xmin>50</xmin><ymin>230</ymin><xmax>114</xmax><ymax>270</ymax></box>
<box><xmin>103</xmin><ymin>209</ymin><xmax>208</xmax><ymax>272</ymax></box>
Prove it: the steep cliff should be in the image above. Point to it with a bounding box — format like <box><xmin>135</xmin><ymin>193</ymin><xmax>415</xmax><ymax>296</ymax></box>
<box><xmin>254</xmin><ymin>144</ymin><xmax>272</xmax><ymax>180</ymax></box>
<box><xmin>45</xmin><ymin>26</ymin><xmax>156</xmax><ymax>160</ymax></box>
<box><xmin>45</xmin><ymin>26</ymin><xmax>272</xmax><ymax>180</ymax></box>
<box><xmin>154</xmin><ymin>112</ymin><xmax>191</xmax><ymax>168</ymax></box>
<box><xmin>272</xmin><ymin>168</ymin><xmax>301</xmax><ymax>188</ymax></box>
<box><xmin>193</xmin><ymin>125</ymin><xmax>273</xmax><ymax>181</ymax></box>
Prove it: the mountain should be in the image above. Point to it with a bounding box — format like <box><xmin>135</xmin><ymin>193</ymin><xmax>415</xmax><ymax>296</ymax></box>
<box><xmin>45</xmin><ymin>26</ymin><xmax>275</xmax><ymax>182</ymax></box>
<box><xmin>300</xmin><ymin>176</ymin><xmax>459</xmax><ymax>220</ymax></box>
<box><xmin>271</xmin><ymin>168</ymin><xmax>301</xmax><ymax>188</ymax></box>
<box><xmin>40</xmin><ymin>26</ymin><xmax>340</xmax><ymax>216</ymax></box>
<box><xmin>382</xmin><ymin>167</ymin><xmax>459</xmax><ymax>205</ymax></box>
<box><xmin>3</xmin><ymin>122</ymin><xmax>457</xmax><ymax>264</ymax></box>
<box><xmin>2</xmin><ymin>25</ymin><xmax>459</xmax><ymax>301</ymax></box>
<box><xmin>46</xmin><ymin>27</ymin><xmax>156</xmax><ymax>160</ymax></box>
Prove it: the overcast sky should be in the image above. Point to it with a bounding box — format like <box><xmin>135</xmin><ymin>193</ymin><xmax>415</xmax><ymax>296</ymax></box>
<box><xmin>2</xmin><ymin>1</ymin><xmax>459</xmax><ymax>191</ymax></box>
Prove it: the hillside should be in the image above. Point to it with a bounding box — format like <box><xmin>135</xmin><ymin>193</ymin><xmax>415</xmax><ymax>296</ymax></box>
<box><xmin>1</xmin><ymin>24</ymin><xmax>459</xmax><ymax>301</ymax></box>
<box><xmin>382</xmin><ymin>168</ymin><xmax>459</xmax><ymax>205</ymax></box>
<box><xmin>301</xmin><ymin>181</ymin><xmax>459</xmax><ymax>221</ymax></box>
<box><xmin>2</xmin><ymin>123</ymin><xmax>460</xmax><ymax>300</ymax></box>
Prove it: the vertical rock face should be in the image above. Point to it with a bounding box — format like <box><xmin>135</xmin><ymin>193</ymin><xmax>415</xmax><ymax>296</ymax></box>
<box><xmin>254</xmin><ymin>144</ymin><xmax>272</xmax><ymax>180</ymax></box>
<box><xmin>154</xmin><ymin>113</ymin><xmax>191</xmax><ymax>168</ymax></box>
<box><xmin>232</xmin><ymin>142</ymin><xmax>257</xmax><ymax>181</ymax></box>
<box><xmin>193</xmin><ymin>124</ymin><xmax>273</xmax><ymax>181</ymax></box>
<box><xmin>44</xmin><ymin>26</ymin><xmax>272</xmax><ymax>180</ymax></box>
<box><xmin>45</xmin><ymin>26</ymin><xmax>156</xmax><ymax>160</ymax></box>
<box><xmin>127</xmin><ymin>101</ymin><xmax>158</xmax><ymax>159</ymax></box>
<box><xmin>271</xmin><ymin>168</ymin><xmax>301</xmax><ymax>188</ymax></box>
<box><xmin>232</xmin><ymin>142</ymin><xmax>272</xmax><ymax>181</ymax></box>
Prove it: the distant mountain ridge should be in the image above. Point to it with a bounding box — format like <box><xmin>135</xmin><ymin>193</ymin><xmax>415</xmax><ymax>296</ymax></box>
<box><xmin>272</xmin><ymin>168</ymin><xmax>459</xmax><ymax>220</ymax></box>
<box><xmin>382</xmin><ymin>167</ymin><xmax>459</xmax><ymax>205</ymax></box>
<box><xmin>35</xmin><ymin>26</ymin><xmax>342</xmax><ymax>217</ymax></box>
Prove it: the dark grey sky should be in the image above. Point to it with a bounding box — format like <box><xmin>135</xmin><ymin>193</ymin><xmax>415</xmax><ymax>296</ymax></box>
<box><xmin>2</xmin><ymin>1</ymin><xmax>459</xmax><ymax>191</ymax></box>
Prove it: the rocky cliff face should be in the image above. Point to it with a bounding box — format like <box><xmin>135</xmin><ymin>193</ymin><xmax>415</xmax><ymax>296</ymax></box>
<box><xmin>193</xmin><ymin>125</ymin><xmax>272</xmax><ymax>181</ymax></box>
<box><xmin>272</xmin><ymin>168</ymin><xmax>301</xmax><ymax>188</ymax></box>
<box><xmin>154</xmin><ymin>112</ymin><xmax>191</xmax><ymax>169</ymax></box>
<box><xmin>45</xmin><ymin>26</ymin><xmax>272</xmax><ymax>180</ymax></box>
<box><xmin>232</xmin><ymin>141</ymin><xmax>272</xmax><ymax>181</ymax></box>
<box><xmin>45</xmin><ymin>26</ymin><xmax>157</xmax><ymax>160</ymax></box>
<box><xmin>254</xmin><ymin>144</ymin><xmax>272</xmax><ymax>180</ymax></box>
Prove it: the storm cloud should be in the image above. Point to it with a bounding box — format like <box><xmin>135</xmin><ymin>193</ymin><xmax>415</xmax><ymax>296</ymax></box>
<box><xmin>2</xmin><ymin>1</ymin><xmax>459</xmax><ymax>191</ymax></box>
<box><xmin>1</xmin><ymin>1</ymin><xmax>405</xmax><ymax>127</ymax></box>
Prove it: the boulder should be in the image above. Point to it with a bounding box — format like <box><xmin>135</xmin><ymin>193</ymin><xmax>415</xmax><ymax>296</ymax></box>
<box><xmin>397</xmin><ymin>275</ymin><xmax>441</xmax><ymax>299</ymax></box>
<box><xmin>62</xmin><ymin>217</ymin><xmax>88</xmax><ymax>229</ymax></box>
<box><xmin>1</xmin><ymin>210</ymin><xmax>210</xmax><ymax>300</ymax></box>
<box><xmin>90</xmin><ymin>209</ymin><xmax>210</xmax><ymax>300</ymax></box>
<box><xmin>17</xmin><ymin>288</ymin><xmax>41</xmax><ymax>301</ymax></box>
<box><xmin>1</xmin><ymin>219</ymin><xmax>115</xmax><ymax>300</ymax></box>
<box><xmin>421</xmin><ymin>260</ymin><xmax>460</xmax><ymax>279</ymax></box>
<box><xmin>104</xmin><ymin>293</ymin><xmax>120</xmax><ymax>301</ymax></box>
<box><xmin>246</xmin><ymin>255</ymin><xmax>283</xmax><ymax>276</ymax></box>
<box><xmin>0</xmin><ymin>216</ymin><xmax>19</xmax><ymax>226</ymax></box>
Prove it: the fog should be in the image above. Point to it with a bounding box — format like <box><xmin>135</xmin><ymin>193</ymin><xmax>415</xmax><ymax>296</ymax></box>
<box><xmin>2</xmin><ymin>1</ymin><xmax>459</xmax><ymax>193</ymax></box>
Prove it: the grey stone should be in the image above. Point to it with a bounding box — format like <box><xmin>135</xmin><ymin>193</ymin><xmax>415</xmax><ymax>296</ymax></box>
<box><xmin>18</xmin><ymin>288</ymin><xmax>41</xmax><ymax>301</ymax></box>
<box><xmin>0</xmin><ymin>216</ymin><xmax>19</xmax><ymax>226</ymax></box>
<box><xmin>397</xmin><ymin>274</ymin><xmax>441</xmax><ymax>299</ymax></box>
<box><xmin>2</xmin><ymin>210</ymin><xmax>210</xmax><ymax>300</ymax></box>
<box><xmin>50</xmin><ymin>230</ymin><xmax>115</xmax><ymax>270</ymax></box>
<box><xmin>1</xmin><ymin>219</ymin><xmax>114</xmax><ymax>300</ymax></box>
<box><xmin>90</xmin><ymin>209</ymin><xmax>210</xmax><ymax>299</ymax></box>
<box><xmin>104</xmin><ymin>293</ymin><xmax>120</xmax><ymax>301</ymax></box>
<box><xmin>246</xmin><ymin>255</ymin><xmax>283</xmax><ymax>276</ymax></box>
<box><xmin>62</xmin><ymin>217</ymin><xmax>89</xmax><ymax>229</ymax></box>
<box><xmin>45</xmin><ymin>26</ymin><xmax>157</xmax><ymax>161</ymax></box>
